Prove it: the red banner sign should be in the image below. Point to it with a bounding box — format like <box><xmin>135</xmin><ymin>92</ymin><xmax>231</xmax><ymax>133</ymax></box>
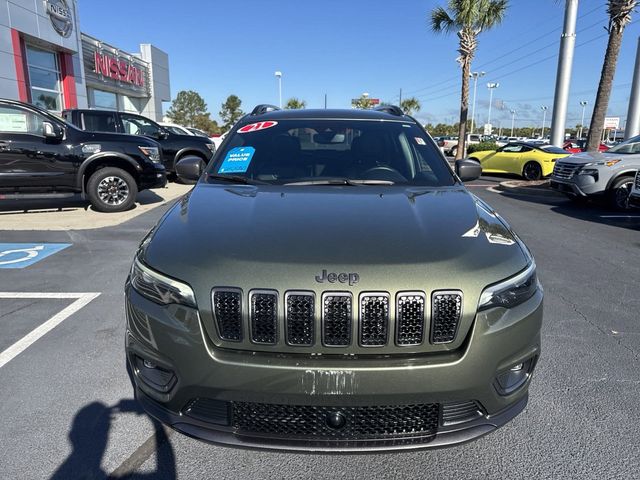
<box><xmin>94</xmin><ymin>51</ymin><xmax>145</xmax><ymax>87</ymax></box>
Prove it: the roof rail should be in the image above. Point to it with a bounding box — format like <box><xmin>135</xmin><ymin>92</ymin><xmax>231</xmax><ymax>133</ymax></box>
<box><xmin>374</xmin><ymin>105</ymin><xmax>404</xmax><ymax>116</ymax></box>
<box><xmin>250</xmin><ymin>104</ymin><xmax>280</xmax><ymax>115</ymax></box>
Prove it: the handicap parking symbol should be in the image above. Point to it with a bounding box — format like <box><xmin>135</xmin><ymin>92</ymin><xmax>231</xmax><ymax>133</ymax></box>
<box><xmin>0</xmin><ymin>243</ymin><xmax>71</xmax><ymax>269</ymax></box>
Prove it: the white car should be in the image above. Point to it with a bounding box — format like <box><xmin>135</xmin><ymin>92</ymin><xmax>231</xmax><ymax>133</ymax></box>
<box><xmin>159</xmin><ymin>123</ymin><xmax>194</xmax><ymax>136</ymax></box>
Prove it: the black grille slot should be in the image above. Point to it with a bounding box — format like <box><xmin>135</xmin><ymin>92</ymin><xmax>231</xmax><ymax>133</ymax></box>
<box><xmin>431</xmin><ymin>291</ymin><xmax>462</xmax><ymax>344</ymax></box>
<box><xmin>250</xmin><ymin>291</ymin><xmax>278</xmax><ymax>344</ymax></box>
<box><xmin>212</xmin><ymin>289</ymin><xmax>243</xmax><ymax>341</ymax></box>
<box><xmin>441</xmin><ymin>401</ymin><xmax>483</xmax><ymax>426</ymax></box>
<box><xmin>322</xmin><ymin>294</ymin><xmax>352</xmax><ymax>346</ymax></box>
<box><xmin>396</xmin><ymin>293</ymin><xmax>425</xmax><ymax>345</ymax></box>
<box><xmin>232</xmin><ymin>401</ymin><xmax>439</xmax><ymax>441</ymax></box>
<box><xmin>285</xmin><ymin>292</ymin><xmax>315</xmax><ymax>346</ymax></box>
<box><xmin>359</xmin><ymin>294</ymin><xmax>389</xmax><ymax>346</ymax></box>
<box><xmin>182</xmin><ymin>398</ymin><xmax>230</xmax><ymax>426</ymax></box>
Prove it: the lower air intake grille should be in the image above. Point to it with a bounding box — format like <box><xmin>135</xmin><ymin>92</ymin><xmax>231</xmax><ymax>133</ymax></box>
<box><xmin>396</xmin><ymin>293</ymin><xmax>426</xmax><ymax>345</ymax></box>
<box><xmin>322</xmin><ymin>294</ymin><xmax>352</xmax><ymax>346</ymax></box>
<box><xmin>212</xmin><ymin>289</ymin><xmax>243</xmax><ymax>341</ymax></box>
<box><xmin>182</xmin><ymin>398</ymin><xmax>230</xmax><ymax>426</ymax></box>
<box><xmin>359</xmin><ymin>294</ymin><xmax>389</xmax><ymax>346</ymax></box>
<box><xmin>250</xmin><ymin>291</ymin><xmax>278</xmax><ymax>344</ymax></box>
<box><xmin>285</xmin><ymin>293</ymin><xmax>315</xmax><ymax>346</ymax></box>
<box><xmin>441</xmin><ymin>401</ymin><xmax>484</xmax><ymax>426</ymax></box>
<box><xmin>431</xmin><ymin>291</ymin><xmax>462</xmax><ymax>344</ymax></box>
<box><xmin>232</xmin><ymin>401</ymin><xmax>440</xmax><ymax>441</ymax></box>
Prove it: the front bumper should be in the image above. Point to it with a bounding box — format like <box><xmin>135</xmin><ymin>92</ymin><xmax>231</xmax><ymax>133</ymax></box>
<box><xmin>550</xmin><ymin>172</ymin><xmax>603</xmax><ymax>197</ymax></box>
<box><xmin>139</xmin><ymin>164</ymin><xmax>167</xmax><ymax>190</ymax></box>
<box><xmin>125</xmin><ymin>287</ymin><xmax>542</xmax><ymax>451</ymax></box>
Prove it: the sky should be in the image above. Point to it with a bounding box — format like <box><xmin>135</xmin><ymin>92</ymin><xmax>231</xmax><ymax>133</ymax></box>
<box><xmin>78</xmin><ymin>0</ymin><xmax>640</xmax><ymax>130</ymax></box>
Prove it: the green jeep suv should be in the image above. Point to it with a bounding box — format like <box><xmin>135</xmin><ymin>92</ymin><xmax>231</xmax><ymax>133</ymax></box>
<box><xmin>125</xmin><ymin>105</ymin><xmax>543</xmax><ymax>451</ymax></box>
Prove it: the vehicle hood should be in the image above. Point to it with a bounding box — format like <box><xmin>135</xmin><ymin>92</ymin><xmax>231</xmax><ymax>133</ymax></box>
<box><xmin>559</xmin><ymin>151</ymin><xmax>624</xmax><ymax>164</ymax></box>
<box><xmin>143</xmin><ymin>184</ymin><xmax>529</xmax><ymax>303</ymax></box>
<box><xmin>471</xmin><ymin>150</ymin><xmax>497</xmax><ymax>158</ymax></box>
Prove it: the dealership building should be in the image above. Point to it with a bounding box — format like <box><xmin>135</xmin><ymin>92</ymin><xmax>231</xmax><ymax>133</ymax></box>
<box><xmin>0</xmin><ymin>0</ymin><xmax>170</xmax><ymax>120</ymax></box>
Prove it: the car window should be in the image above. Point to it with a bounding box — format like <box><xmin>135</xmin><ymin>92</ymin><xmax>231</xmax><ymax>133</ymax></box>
<box><xmin>82</xmin><ymin>112</ymin><xmax>117</xmax><ymax>133</ymax></box>
<box><xmin>210</xmin><ymin>119</ymin><xmax>455</xmax><ymax>186</ymax></box>
<box><xmin>0</xmin><ymin>105</ymin><xmax>44</xmax><ymax>135</ymax></box>
<box><xmin>121</xmin><ymin>114</ymin><xmax>160</xmax><ymax>137</ymax></box>
<box><xmin>502</xmin><ymin>145</ymin><xmax>523</xmax><ymax>153</ymax></box>
<box><xmin>608</xmin><ymin>135</ymin><xmax>640</xmax><ymax>154</ymax></box>
<box><xmin>540</xmin><ymin>146</ymin><xmax>567</xmax><ymax>154</ymax></box>
<box><xmin>165</xmin><ymin>126</ymin><xmax>186</xmax><ymax>135</ymax></box>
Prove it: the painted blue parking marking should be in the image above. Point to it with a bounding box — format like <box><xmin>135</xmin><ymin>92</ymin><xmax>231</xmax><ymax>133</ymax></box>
<box><xmin>0</xmin><ymin>243</ymin><xmax>72</xmax><ymax>269</ymax></box>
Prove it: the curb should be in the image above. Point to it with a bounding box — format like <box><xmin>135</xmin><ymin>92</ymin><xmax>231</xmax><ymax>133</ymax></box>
<box><xmin>496</xmin><ymin>180</ymin><xmax>564</xmax><ymax>197</ymax></box>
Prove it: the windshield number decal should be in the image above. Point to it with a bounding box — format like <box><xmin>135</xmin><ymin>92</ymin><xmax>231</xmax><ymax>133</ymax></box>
<box><xmin>237</xmin><ymin>121</ymin><xmax>278</xmax><ymax>134</ymax></box>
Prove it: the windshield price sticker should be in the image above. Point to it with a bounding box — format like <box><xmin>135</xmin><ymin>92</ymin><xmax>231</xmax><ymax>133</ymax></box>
<box><xmin>238</xmin><ymin>121</ymin><xmax>278</xmax><ymax>134</ymax></box>
<box><xmin>219</xmin><ymin>146</ymin><xmax>256</xmax><ymax>173</ymax></box>
<box><xmin>415</xmin><ymin>137</ymin><xmax>426</xmax><ymax>145</ymax></box>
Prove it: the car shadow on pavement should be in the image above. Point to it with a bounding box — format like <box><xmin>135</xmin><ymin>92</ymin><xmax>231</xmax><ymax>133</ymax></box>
<box><xmin>49</xmin><ymin>399</ymin><xmax>176</xmax><ymax>480</ymax></box>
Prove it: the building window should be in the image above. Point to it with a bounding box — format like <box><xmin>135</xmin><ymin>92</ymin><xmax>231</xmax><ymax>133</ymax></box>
<box><xmin>25</xmin><ymin>46</ymin><xmax>63</xmax><ymax>113</ymax></box>
<box><xmin>89</xmin><ymin>88</ymin><xmax>118</xmax><ymax>110</ymax></box>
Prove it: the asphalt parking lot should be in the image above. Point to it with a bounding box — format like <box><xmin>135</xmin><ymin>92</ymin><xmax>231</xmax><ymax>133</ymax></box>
<box><xmin>0</xmin><ymin>176</ymin><xmax>639</xmax><ymax>479</ymax></box>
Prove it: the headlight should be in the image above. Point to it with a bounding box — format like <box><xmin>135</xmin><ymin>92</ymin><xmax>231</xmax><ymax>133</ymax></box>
<box><xmin>578</xmin><ymin>168</ymin><xmax>599</xmax><ymax>176</ymax></box>
<box><xmin>205</xmin><ymin>143</ymin><xmax>216</xmax><ymax>153</ymax></box>
<box><xmin>138</xmin><ymin>146</ymin><xmax>161</xmax><ymax>163</ymax></box>
<box><xmin>129</xmin><ymin>256</ymin><xmax>196</xmax><ymax>307</ymax></box>
<box><xmin>478</xmin><ymin>262</ymin><xmax>539</xmax><ymax>311</ymax></box>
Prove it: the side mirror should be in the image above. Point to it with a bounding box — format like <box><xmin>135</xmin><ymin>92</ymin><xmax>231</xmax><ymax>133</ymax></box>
<box><xmin>175</xmin><ymin>156</ymin><xmax>205</xmax><ymax>184</ymax></box>
<box><xmin>156</xmin><ymin>128</ymin><xmax>169</xmax><ymax>140</ymax></box>
<box><xmin>43</xmin><ymin>121</ymin><xmax>63</xmax><ymax>140</ymax></box>
<box><xmin>455</xmin><ymin>158</ymin><xmax>482</xmax><ymax>182</ymax></box>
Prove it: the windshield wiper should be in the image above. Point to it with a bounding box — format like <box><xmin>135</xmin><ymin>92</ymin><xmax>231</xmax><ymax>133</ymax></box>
<box><xmin>207</xmin><ymin>174</ymin><xmax>266</xmax><ymax>185</ymax></box>
<box><xmin>284</xmin><ymin>178</ymin><xmax>395</xmax><ymax>186</ymax></box>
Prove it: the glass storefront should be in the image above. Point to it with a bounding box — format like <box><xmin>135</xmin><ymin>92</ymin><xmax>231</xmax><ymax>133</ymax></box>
<box><xmin>88</xmin><ymin>88</ymin><xmax>144</xmax><ymax>114</ymax></box>
<box><xmin>25</xmin><ymin>46</ymin><xmax>63</xmax><ymax>113</ymax></box>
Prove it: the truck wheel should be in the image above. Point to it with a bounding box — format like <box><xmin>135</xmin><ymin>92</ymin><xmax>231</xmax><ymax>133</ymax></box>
<box><xmin>608</xmin><ymin>177</ymin><xmax>633</xmax><ymax>211</ymax></box>
<box><xmin>87</xmin><ymin>167</ymin><xmax>138</xmax><ymax>213</ymax></box>
<box><xmin>522</xmin><ymin>162</ymin><xmax>542</xmax><ymax>181</ymax></box>
<box><xmin>451</xmin><ymin>146</ymin><xmax>458</xmax><ymax>157</ymax></box>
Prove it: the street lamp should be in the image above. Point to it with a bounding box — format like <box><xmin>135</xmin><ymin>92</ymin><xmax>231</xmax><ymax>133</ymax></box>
<box><xmin>510</xmin><ymin>109</ymin><xmax>516</xmax><ymax>137</ymax></box>
<box><xmin>486</xmin><ymin>82</ymin><xmax>500</xmax><ymax>133</ymax></box>
<box><xmin>274</xmin><ymin>71</ymin><xmax>282</xmax><ymax>108</ymax></box>
<box><xmin>469</xmin><ymin>71</ymin><xmax>486</xmax><ymax>133</ymax></box>
<box><xmin>579</xmin><ymin>101</ymin><xmax>588</xmax><ymax>139</ymax></box>
<box><xmin>540</xmin><ymin>106</ymin><xmax>548</xmax><ymax>138</ymax></box>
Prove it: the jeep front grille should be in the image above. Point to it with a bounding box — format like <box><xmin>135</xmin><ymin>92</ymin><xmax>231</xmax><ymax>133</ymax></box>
<box><xmin>322</xmin><ymin>293</ymin><xmax>352</xmax><ymax>346</ymax></box>
<box><xmin>285</xmin><ymin>292</ymin><xmax>315</xmax><ymax>346</ymax></box>
<box><xmin>212</xmin><ymin>289</ymin><xmax>243</xmax><ymax>341</ymax></box>
<box><xmin>250</xmin><ymin>290</ymin><xmax>278</xmax><ymax>344</ymax></box>
<box><xmin>553</xmin><ymin>161</ymin><xmax>581</xmax><ymax>180</ymax></box>
<box><xmin>431</xmin><ymin>291</ymin><xmax>462</xmax><ymax>344</ymax></box>
<box><xmin>359</xmin><ymin>294</ymin><xmax>389</xmax><ymax>346</ymax></box>
<box><xmin>396</xmin><ymin>293</ymin><xmax>426</xmax><ymax>345</ymax></box>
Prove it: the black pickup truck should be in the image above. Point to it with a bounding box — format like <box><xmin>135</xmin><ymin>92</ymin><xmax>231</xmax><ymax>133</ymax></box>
<box><xmin>0</xmin><ymin>99</ymin><xmax>166</xmax><ymax>212</ymax></box>
<box><xmin>62</xmin><ymin>109</ymin><xmax>215</xmax><ymax>174</ymax></box>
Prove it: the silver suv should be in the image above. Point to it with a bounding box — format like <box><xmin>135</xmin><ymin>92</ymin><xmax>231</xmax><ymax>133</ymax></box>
<box><xmin>629</xmin><ymin>169</ymin><xmax>640</xmax><ymax>208</ymax></box>
<box><xmin>550</xmin><ymin>135</ymin><xmax>640</xmax><ymax>210</ymax></box>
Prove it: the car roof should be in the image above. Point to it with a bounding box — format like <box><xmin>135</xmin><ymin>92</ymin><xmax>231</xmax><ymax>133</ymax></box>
<box><xmin>241</xmin><ymin>108</ymin><xmax>414</xmax><ymax>123</ymax></box>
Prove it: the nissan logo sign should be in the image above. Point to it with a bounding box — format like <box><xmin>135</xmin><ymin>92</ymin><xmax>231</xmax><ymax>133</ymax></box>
<box><xmin>46</xmin><ymin>0</ymin><xmax>73</xmax><ymax>38</ymax></box>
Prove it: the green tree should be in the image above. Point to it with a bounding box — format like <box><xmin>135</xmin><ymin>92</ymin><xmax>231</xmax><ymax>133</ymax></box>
<box><xmin>284</xmin><ymin>98</ymin><xmax>307</xmax><ymax>109</ymax></box>
<box><xmin>193</xmin><ymin>114</ymin><xmax>222</xmax><ymax>135</ymax></box>
<box><xmin>352</xmin><ymin>95</ymin><xmax>373</xmax><ymax>109</ymax></box>
<box><xmin>430</xmin><ymin>0</ymin><xmax>509</xmax><ymax>159</ymax></box>
<box><xmin>166</xmin><ymin>90</ymin><xmax>209</xmax><ymax>127</ymax></box>
<box><xmin>219</xmin><ymin>95</ymin><xmax>244</xmax><ymax>132</ymax></box>
<box><xmin>400</xmin><ymin>97</ymin><xmax>421</xmax><ymax>116</ymax></box>
<box><xmin>586</xmin><ymin>0</ymin><xmax>637</xmax><ymax>151</ymax></box>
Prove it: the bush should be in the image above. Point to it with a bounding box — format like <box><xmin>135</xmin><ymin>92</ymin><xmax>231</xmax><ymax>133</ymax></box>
<box><xmin>467</xmin><ymin>142</ymin><xmax>498</xmax><ymax>154</ymax></box>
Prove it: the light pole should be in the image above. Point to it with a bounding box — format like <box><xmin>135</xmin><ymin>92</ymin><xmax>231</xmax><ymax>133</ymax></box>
<box><xmin>540</xmin><ymin>106</ymin><xmax>549</xmax><ymax>138</ymax></box>
<box><xmin>470</xmin><ymin>71</ymin><xmax>485</xmax><ymax>133</ymax></box>
<box><xmin>486</xmin><ymin>82</ymin><xmax>500</xmax><ymax>133</ymax></box>
<box><xmin>510</xmin><ymin>110</ymin><xmax>516</xmax><ymax>137</ymax></box>
<box><xmin>274</xmin><ymin>71</ymin><xmax>282</xmax><ymax>108</ymax></box>
<box><xmin>579</xmin><ymin>101</ymin><xmax>588</xmax><ymax>139</ymax></box>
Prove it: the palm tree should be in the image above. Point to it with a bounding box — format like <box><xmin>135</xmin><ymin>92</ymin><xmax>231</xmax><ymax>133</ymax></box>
<box><xmin>284</xmin><ymin>98</ymin><xmax>307</xmax><ymax>109</ymax></box>
<box><xmin>586</xmin><ymin>0</ymin><xmax>637</xmax><ymax>151</ymax></box>
<box><xmin>400</xmin><ymin>97</ymin><xmax>421</xmax><ymax>116</ymax></box>
<box><xmin>430</xmin><ymin>0</ymin><xmax>508</xmax><ymax>159</ymax></box>
<box><xmin>352</xmin><ymin>95</ymin><xmax>373</xmax><ymax>109</ymax></box>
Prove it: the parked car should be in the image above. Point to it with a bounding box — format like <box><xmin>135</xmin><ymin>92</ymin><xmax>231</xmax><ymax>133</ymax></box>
<box><xmin>562</xmin><ymin>140</ymin><xmax>609</xmax><ymax>154</ymax></box>
<box><xmin>445</xmin><ymin>134</ymin><xmax>482</xmax><ymax>157</ymax></box>
<box><xmin>436</xmin><ymin>135</ymin><xmax>458</xmax><ymax>155</ymax></box>
<box><xmin>62</xmin><ymin>109</ymin><xmax>215</xmax><ymax>174</ymax></box>
<box><xmin>159</xmin><ymin>122</ymin><xmax>194</xmax><ymax>136</ymax></box>
<box><xmin>125</xmin><ymin>104</ymin><xmax>542</xmax><ymax>451</ymax></box>
<box><xmin>468</xmin><ymin>142</ymin><xmax>569</xmax><ymax>180</ymax></box>
<box><xmin>551</xmin><ymin>134</ymin><xmax>640</xmax><ymax>210</ymax></box>
<box><xmin>187</xmin><ymin>127</ymin><xmax>209</xmax><ymax>137</ymax></box>
<box><xmin>0</xmin><ymin>99</ymin><xmax>166</xmax><ymax>212</ymax></box>
<box><xmin>628</xmin><ymin>169</ymin><xmax>640</xmax><ymax>208</ymax></box>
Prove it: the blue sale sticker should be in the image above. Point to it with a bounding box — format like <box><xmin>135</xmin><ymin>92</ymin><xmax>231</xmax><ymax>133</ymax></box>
<box><xmin>219</xmin><ymin>147</ymin><xmax>255</xmax><ymax>174</ymax></box>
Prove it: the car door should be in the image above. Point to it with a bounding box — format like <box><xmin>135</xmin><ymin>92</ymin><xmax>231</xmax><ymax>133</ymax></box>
<box><xmin>488</xmin><ymin>144</ymin><xmax>525</xmax><ymax>173</ymax></box>
<box><xmin>119</xmin><ymin>113</ymin><xmax>173</xmax><ymax>166</ymax></box>
<box><xmin>0</xmin><ymin>104</ymin><xmax>75</xmax><ymax>188</ymax></box>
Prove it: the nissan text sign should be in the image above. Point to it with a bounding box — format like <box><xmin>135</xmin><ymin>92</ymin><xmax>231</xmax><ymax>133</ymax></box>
<box><xmin>604</xmin><ymin>117</ymin><xmax>620</xmax><ymax>129</ymax></box>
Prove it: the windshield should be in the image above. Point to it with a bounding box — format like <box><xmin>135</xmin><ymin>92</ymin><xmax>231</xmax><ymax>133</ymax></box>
<box><xmin>608</xmin><ymin>134</ymin><xmax>640</xmax><ymax>154</ymax></box>
<box><xmin>208</xmin><ymin>119</ymin><xmax>456</xmax><ymax>186</ymax></box>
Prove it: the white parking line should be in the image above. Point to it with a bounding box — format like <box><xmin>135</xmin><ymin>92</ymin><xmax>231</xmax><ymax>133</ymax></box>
<box><xmin>0</xmin><ymin>292</ymin><xmax>101</xmax><ymax>369</ymax></box>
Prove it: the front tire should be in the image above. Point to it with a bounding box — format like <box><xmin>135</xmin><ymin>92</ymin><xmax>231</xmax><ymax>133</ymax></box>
<box><xmin>87</xmin><ymin>167</ymin><xmax>138</xmax><ymax>213</ymax></box>
<box><xmin>522</xmin><ymin>162</ymin><xmax>542</xmax><ymax>181</ymax></box>
<box><xmin>450</xmin><ymin>146</ymin><xmax>458</xmax><ymax>158</ymax></box>
<box><xmin>608</xmin><ymin>177</ymin><xmax>634</xmax><ymax>211</ymax></box>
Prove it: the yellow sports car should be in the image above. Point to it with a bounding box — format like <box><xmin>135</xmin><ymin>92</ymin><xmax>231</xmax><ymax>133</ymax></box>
<box><xmin>468</xmin><ymin>142</ymin><xmax>570</xmax><ymax>180</ymax></box>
